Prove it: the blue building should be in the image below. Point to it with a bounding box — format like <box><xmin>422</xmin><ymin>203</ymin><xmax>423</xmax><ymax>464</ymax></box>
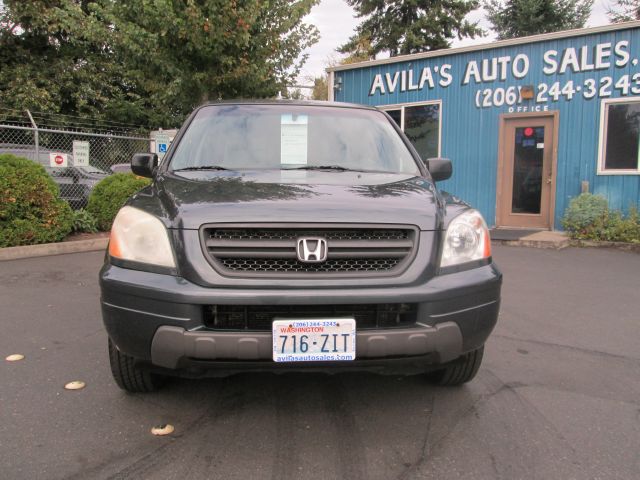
<box><xmin>327</xmin><ymin>22</ymin><xmax>640</xmax><ymax>230</ymax></box>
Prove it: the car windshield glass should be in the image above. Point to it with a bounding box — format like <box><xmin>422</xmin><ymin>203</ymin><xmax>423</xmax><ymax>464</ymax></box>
<box><xmin>169</xmin><ymin>105</ymin><xmax>420</xmax><ymax>175</ymax></box>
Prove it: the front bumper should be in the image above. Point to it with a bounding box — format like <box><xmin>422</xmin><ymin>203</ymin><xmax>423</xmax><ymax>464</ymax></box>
<box><xmin>100</xmin><ymin>262</ymin><xmax>501</xmax><ymax>373</ymax></box>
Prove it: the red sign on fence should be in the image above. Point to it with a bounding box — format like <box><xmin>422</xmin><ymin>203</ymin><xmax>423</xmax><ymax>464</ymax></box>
<box><xmin>49</xmin><ymin>152</ymin><xmax>68</xmax><ymax>168</ymax></box>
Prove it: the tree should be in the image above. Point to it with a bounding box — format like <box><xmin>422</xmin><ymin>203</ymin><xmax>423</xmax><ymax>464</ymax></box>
<box><xmin>608</xmin><ymin>0</ymin><xmax>640</xmax><ymax>22</ymax></box>
<box><xmin>484</xmin><ymin>0</ymin><xmax>593</xmax><ymax>40</ymax></box>
<box><xmin>0</xmin><ymin>0</ymin><xmax>319</xmax><ymax>128</ymax></box>
<box><xmin>311</xmin><ymin>39</ymin><xmax>377</xmax><ymax>101</ymax></box>
<box><xmin>339</xmin><ymin>1</ymin><xmax>483</xmax><ymax>58</ymax></box>
<box><xmin>0</xmin><ymin>1</ymin><xmax>128</xmax><ymax>121</ymax></box>
<box><xmin>311</xmin><ymin>76</ymin><xmax>328</xmax><ymax>101</ymax></box>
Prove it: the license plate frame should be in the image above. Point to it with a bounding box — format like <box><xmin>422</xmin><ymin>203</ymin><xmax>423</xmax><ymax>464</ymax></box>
<box><xmin>272</xmin><ymin>318</ymin><xmax>356</xmax><ymax>363</ymax></box>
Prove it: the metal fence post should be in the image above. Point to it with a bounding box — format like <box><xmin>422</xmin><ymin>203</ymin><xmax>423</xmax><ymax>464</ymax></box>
<box><xmin>26</xmin><ymin>109</ymin><xmax>39</xmax><ymax>160</ymax></box>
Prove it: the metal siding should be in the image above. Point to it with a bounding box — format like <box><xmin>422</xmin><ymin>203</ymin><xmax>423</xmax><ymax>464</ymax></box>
<box><xmin>334</xmin><ymin>28</ymin><xmax>640</xmax><ymax>228</ymax></box>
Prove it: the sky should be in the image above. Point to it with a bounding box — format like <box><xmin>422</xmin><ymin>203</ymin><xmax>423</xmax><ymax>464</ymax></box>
<box><xmin>299</xmin><ymin>0</ymin><xmax>614</xmax><ymax>83</ymax></box>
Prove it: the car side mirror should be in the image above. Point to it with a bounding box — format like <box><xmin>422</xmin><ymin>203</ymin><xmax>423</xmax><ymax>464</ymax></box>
<box><xmin>131</xmin><ymin>153</ymin><xmax>158</xmax><ymax>178</ymax></box>
<box><xmin>425</xmin><ymin>157</ymin><xmax>452</xmax><ymax>182</ymax></box>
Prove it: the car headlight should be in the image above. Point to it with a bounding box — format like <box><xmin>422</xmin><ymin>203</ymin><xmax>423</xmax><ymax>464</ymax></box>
<box><xmin>440</xmin><ymin>209</ymin><xmax>491</xmax><ymax>268</ymax></box>
<box><xmin>108</xmin><ymin>206</ymin><xmax>176</xmax><ymax>269</ymax></box>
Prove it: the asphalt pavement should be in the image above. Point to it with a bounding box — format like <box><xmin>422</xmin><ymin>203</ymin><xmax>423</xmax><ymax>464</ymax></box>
<box><xmin>1</xmin><ymin>245</ymin><xmax>639</xmax><ymax>480</ymax></box>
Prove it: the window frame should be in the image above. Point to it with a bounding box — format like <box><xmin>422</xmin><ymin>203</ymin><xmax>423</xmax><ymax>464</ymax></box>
<box><xmin>378</xmin><ymin>100</ymin><xmax>443</xmax><ymax>159</ymax></box>
<box><xmin>597</xmin><ymin>97</ymin><xmax>640</xmax><ymax>175</ymax></box>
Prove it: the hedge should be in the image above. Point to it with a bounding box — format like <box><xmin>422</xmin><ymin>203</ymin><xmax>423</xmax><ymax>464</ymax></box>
<box><xmin>562</xmin><ymin>193</ymin><xmax>640</xmax><ymax>243</ymax></box>
<box><xmin>0</xmin><ymin>154</ymin><xmax>74</xmax><ymax>247</ymax></box>
<box><xmin>87</xmin><ymin>173</ymin><xmax>151</xmax><ymax>231</ymax></box>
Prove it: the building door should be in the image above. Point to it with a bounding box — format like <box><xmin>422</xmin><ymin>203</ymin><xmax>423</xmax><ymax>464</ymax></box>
<box><xmin>497</xmin><ymin>114</ymin><xmax>558</xmax><ymax>229</ymax></box>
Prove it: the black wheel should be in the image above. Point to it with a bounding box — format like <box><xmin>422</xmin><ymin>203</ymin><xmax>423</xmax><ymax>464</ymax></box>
<box><xmin>428</xmin><ymin>346</ymin><xmax>484</xmax><ymax>386</ymax></box>
<box><xmin>108</xmin><ymin>339</ymin><xmax>164</xmax><ymax>393</ymax></box>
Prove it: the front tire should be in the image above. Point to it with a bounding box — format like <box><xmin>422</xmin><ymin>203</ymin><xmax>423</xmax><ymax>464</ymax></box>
<box><xmin>108</xmin><ymin>339</ymin><xmax>164</xmax><ymax>393</ymax></box>
<box><xmin>428</xmin><ymin>346</ymin><xmax>484</xmax><ymax>386</ymax></box>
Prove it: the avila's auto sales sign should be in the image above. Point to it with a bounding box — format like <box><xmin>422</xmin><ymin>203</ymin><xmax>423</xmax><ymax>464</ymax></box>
<box><xmin>366</xmin><ymin>39</ymin><xmax>639</xmax><ymax>112</ymax></box>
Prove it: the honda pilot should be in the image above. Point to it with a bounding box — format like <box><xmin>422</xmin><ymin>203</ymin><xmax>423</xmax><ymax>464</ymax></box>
<box><xmin>100</xmin><ymin>101</ymin><xmax>502</xmax><ymax>392</ymax></box>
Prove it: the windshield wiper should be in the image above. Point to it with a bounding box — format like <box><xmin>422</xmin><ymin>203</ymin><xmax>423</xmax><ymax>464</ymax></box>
<box><xmin>286</xmin><ymin>165</ymin><xmax>358</xmax><ymax>172</ymax></box>
<box><xmin>172</xmin><ymin>165</ymin><xmax>229</xmax><ymax>172</ymax></box>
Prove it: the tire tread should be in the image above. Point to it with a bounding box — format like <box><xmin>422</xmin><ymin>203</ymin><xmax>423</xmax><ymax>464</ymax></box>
<box><xmin>108</xmin><ymin>340</ymin><xmax>160</xmax><ymax>393</ymax></box>
<box><xmin>430</xmin><ymin>346</ymin><xmax>484</xmax><ymax>386</ymax></box>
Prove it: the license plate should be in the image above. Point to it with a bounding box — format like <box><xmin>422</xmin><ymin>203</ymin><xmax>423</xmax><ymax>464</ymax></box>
<box><xmin>272</xmin><ymin>318</ymin><xmax>356</xmax><ymax>362</ymax></box>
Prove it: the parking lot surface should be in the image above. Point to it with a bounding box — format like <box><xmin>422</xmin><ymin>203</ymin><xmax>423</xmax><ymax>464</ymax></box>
<box><xmin>1</xmin><ymin>245</ymin><xmax>639</xmax><ymax>480</ymax></box>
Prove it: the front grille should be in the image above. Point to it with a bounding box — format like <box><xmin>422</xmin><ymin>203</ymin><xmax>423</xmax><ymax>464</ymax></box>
<box><xmin>204</xmin><ymin>304</ymin><xmax>418</xmax><ymax>331</ymax></box>
<box><xmin>211</xmin><ymin>229</ymin><xmax>409</xmax><ymax>242</ymax></box>
<box><xmin>201</xmin><ymin>224</ymin><xmax>417</xmax><ymax>277</ymax></box>
<box><xmin>219</xmin><ymin>257</ymin><xmax>401</xmax><ymax>273</ymax></box>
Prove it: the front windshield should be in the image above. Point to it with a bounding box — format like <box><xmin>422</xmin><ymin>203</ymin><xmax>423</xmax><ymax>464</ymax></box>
<box><xmin>169</xmin><ymin>104</ymin><xmax>420</xmax><ymax>175</ymax></box>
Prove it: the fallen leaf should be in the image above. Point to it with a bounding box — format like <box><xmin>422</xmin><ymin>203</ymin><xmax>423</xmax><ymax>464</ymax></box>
<box><xmin>64</xmin><ymin>381</ymin><xmax>86</xmax><ymax>390</ymax></box>
<box><xmin>151</xmin><ymin>424</ymin><xmax>174</xmax><ymax>436</ymax></box>
<box><xmin>5</xmin><ymin>354</ymin><xmax>24</xmax><ymax>362</ymax></box>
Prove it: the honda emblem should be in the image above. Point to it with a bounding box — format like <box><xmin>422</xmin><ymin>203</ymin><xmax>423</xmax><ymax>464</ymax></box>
<box><xmin>296</xmin><ymin>238</ymin><xmax>328</xmax><ymax>263</ymax></box>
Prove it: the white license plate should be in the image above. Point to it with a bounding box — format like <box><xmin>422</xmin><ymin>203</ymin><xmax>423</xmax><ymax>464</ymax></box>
<box><xmin>272</xmin><ymin>318</ymin><xmax>356</xmax><ymax>362</ymax></box>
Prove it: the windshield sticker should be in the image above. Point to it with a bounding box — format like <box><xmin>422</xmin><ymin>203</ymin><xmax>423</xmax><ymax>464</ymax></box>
<box><xmin>280</xmin><ymin>114</ymin><xmax>308</xmax><ymax>165</ymax></box>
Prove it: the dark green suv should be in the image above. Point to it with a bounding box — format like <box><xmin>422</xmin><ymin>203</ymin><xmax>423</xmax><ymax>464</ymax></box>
<box><xmin>100</xmin><ymin>101</ymin><xmax>501</xmax><ymax>392</ymax></box>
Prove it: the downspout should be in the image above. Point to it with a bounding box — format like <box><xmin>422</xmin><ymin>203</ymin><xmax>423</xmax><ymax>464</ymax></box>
<box><xmin>328</xmin><ymin>70</ymin><xmax>335</xmax><ymax>102</ymax></box>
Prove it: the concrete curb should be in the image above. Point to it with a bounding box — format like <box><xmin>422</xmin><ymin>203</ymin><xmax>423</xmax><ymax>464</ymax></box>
<box><xmin>492</xmin><ymin>238</ymin><xmax>570</xmax><ymax>250</ymax></box>
<box><xmin>0</xmin><ymin>237</ymin><xmax>108</xmax><ymax>261</ymax></box>
<box><xmin>491</xmin><ymin>230</ymin><xmax>570</xmax><ymax>250</ymax></box>
<box><xmin>570</xmin><ymin>240</ymin><xmax>640</xmax><ymax>253</ymax></box>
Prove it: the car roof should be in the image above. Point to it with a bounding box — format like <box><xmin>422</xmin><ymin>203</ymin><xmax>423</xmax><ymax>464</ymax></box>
<box><xmin>197</xmin><ymin>99</ymin><xmax>377</xmax><ymax>111</ymax></box>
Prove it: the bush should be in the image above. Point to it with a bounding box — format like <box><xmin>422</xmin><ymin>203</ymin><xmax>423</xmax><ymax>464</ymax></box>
<box><xmin>71</xmin><ymin>209</ymin><xmax>99</xmax><ymax>233</ymax></box>
<box><xmin>562</xmin><ymin>193</ymin><xmax>640</xmax><ymax>243</ymax></box>
<box><xmin>600</xmin><ymin>208</ymin><xmax>640</xmax><ymax>243</ymax></box>
<box><xmin>561</xmin><ymin>193</ymin><xmax>608</xmax><ymax>237</ymax></box>
<box><xmin>87</xmin><ymin>173</ymin><xmax>150</xmax><ymax>231</ymax></box>
<box><xmin>0</xmin><ymin>154</ymin><xmax>74</xmax><ymax>247</ymax></box>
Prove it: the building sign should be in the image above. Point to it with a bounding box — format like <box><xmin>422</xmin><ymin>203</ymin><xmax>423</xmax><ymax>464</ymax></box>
<box><xmin>49</xmin><ymin>152</ymin><xmax>68</xmax><ymax>168</ymax></box>
<box><xmin>72</xmin><ymin>140</ymin><xmax>90</xmax><ymax>167</ymax></box>
<box><xmin>368</xmin><ymin>40</ymin><xmax>639</xmax><ymax>112</ymax></box>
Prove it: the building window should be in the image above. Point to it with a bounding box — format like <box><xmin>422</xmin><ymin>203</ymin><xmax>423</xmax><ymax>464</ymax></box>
<box><xmin>598</xmin><ymin>98</ymin><xmax>640</xmax><ymax>174</ymax></box>
<box><xmin>386</xmin><ymin>109</ymin><xmax>402</xmax><ymax>127</ymax></box>
<box><xmin>381</xmin><ymin>102</ymin><xmax>441</xmax><ymax>160</ymax></box>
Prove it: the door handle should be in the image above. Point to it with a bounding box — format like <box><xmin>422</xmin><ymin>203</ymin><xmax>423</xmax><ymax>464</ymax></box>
<box><xmin>546</xmin><ymin>176</ymin><xmax>552</xmax><ymax>185</ymax></box>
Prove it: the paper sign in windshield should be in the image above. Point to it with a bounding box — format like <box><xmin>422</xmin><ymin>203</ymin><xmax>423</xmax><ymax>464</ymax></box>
<box><xmin>280</xmin><ymin>114</ymin><xmax>308</xmax><ymax>165</ymax></box>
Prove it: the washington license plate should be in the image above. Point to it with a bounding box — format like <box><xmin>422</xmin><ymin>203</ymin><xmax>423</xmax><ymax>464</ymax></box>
<box><xmin>272</xmin><ymin>318</ymin><xmax>356</xmax><ymax>362</ymax></box>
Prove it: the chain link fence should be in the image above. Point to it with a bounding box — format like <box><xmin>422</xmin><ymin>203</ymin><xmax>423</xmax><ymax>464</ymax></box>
<box><xmin>0</xmin><ymin>109</ymin><xmax>153</xmax><ymax>209</ymax></box>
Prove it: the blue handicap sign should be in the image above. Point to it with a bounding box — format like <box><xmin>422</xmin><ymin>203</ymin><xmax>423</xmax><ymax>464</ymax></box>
<box><xmin>158</xmin><ymin>143</ymin><xmax>168</xmax><ymax>153</ymax></box>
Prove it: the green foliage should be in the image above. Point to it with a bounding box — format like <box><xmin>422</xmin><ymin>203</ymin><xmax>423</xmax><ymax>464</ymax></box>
<box><xmin>311</xmin><ymin>76</ymin><xmax>328</xmax><ymax>101</ymax></box>
<box><xmin>87</xmin><ymin>174</ymin><xmax>151</xmax><ymax>231</ymax></box>
<box><xmin>340</xmin><ymin>1</ymin><xmax>483</xmax><ymax>58</ymax></box>
<box><xmin>484</xmin><ymin>0</ymin><xmax>593</xmax><ymax>40</ymax></box>
<box><xmin>0</xmin><ymin>0</ymin><xmax>319</xmax><ymax>128</ymax></box>
<box><xmin>608</xmin><ymin>0</ymin><xmax>640</xmax><ymax>22</ymax></box>
<box><xmin>0</xmin><ymin>154</ymin><xmax>74</xmax><ymax>247</ymax></box>
<box><xmin>562</xmin><ymin>193</ymin><xmax>608</xmax><ymax>233</ymax></box>
<box><xmin>597</xmin><ymin>208</ymin><xmax>640</xmax><ymax>243</ymax></box>
<box><xmin>562</xmin><ymin>193</ymin><xmax>640</xmax><ymax>243</ymax></box>
<box><xmin>0</xmin><ymin>1</ymin><xmax>132</xmax><ymax>121</ymax></box>
<box><xmin>71</xmin><ymin>209</ymin><xmax>99</xmax><ymax>234</ymax></box>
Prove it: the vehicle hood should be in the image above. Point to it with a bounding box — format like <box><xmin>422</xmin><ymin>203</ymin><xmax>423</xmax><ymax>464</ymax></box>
<box><xmin>133</xmin><ymin>170</ymin><xmax>443</xmax><ymax>230</ymax></box>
